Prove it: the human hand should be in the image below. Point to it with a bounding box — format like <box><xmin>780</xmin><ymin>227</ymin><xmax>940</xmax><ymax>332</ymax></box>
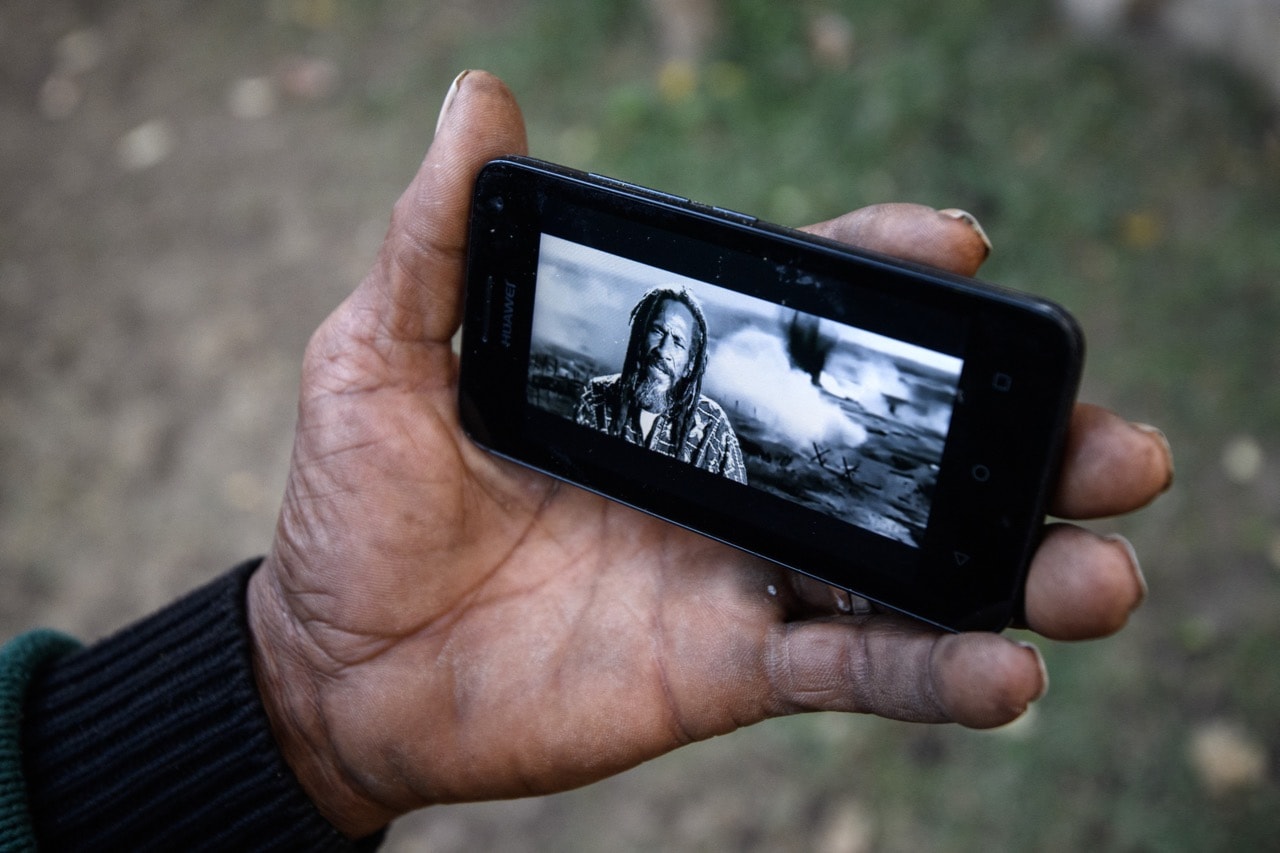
<box><xmin>247</xmin><ymin>70</ymin><xmax>1172</xmax><ymax>838</ymax></box>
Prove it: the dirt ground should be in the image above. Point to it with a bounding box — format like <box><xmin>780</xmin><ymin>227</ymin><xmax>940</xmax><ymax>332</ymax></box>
<box><xmin>1</xmin><ymin>0</ymin><xmax>464</xmax><ymax>633</ymax></box>
<box><xmin>3</xmin><ymin>1</ymin><xmax>1278</xmax><ymax>850</ymax></box>
<box><xmin>0</xmin><ymin>1</ymin><xmax>472</xmax><ymax>844</ymax></box>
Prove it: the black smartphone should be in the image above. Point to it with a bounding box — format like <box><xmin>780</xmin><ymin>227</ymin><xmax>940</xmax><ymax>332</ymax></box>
<box><xmin>459</xmin><ymin>156</ymin><xmax>1083</xmax><ymax>632</ymax></box>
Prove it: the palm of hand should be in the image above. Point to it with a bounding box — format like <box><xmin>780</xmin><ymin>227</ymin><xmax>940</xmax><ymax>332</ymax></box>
<box><xmin>273</xmin><ymin>318</ymin><xmax>806</xmax><ymax>807</ymax></box>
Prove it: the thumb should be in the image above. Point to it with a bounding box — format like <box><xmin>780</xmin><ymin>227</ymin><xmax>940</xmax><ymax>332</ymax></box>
<box><xmin>358</xmin><ymin>70</ymin><xmax>529</xmax><ymax>349</ymax></box>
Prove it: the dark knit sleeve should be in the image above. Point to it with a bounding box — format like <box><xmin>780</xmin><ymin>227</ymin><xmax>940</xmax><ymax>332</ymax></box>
<box><xmin>21</xmin><ymin>560</ymin><xmax>383</xmax><ymax>851</ymax></box>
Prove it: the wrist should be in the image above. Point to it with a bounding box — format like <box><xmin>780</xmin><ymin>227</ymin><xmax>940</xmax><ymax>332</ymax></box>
<box><xmin>22</xmin><ymin>561</ymin><xmax>376</xmax><ymax>849</ymax></box>
<box><xmin>247</xmin><ymin>557</ymin><xmax>398</xmax><ymax>839</ymax></box>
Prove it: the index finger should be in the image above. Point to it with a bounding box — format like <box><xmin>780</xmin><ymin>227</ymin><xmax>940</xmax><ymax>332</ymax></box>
<box><xmin>802</xmin><ymin>203</ymin><xmax>993</xmax><ymax>277</ymax></box>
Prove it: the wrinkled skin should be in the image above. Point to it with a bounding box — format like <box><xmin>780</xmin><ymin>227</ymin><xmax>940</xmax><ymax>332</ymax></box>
<box><xmin>246</xmin><ymin>71</ymin><xmax>1173</xmax><ymax>839</ymax></box>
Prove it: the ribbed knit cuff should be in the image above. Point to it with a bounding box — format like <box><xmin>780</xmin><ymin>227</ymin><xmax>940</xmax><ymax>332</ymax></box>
<box><xmin>22</xmin><ymin>560</ymin><xmax>384</xmax><ymax>851</ymax></box>
<box><xmin>0</xmin><ymin>629</ymin><xmax>82</xmax><ymax>851</ymax></box>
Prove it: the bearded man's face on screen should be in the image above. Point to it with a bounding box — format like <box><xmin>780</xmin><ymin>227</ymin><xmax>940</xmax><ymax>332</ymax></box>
<box><xmin>634</xmin><ymin>298</ymin><xmax>696</xmax><ymax>413</ymax></box>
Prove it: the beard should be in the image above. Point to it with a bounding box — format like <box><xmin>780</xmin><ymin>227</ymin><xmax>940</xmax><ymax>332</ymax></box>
<box><xmin>633</xmin><ymin>356</ymin><xmax>676</xmax><ymax>413</ymax></box>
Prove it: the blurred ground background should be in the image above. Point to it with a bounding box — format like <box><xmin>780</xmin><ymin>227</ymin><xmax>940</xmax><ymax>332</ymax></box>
<box><xmin>2</xmin><ymin>0</ymin><xmax>1278</xmax><ymax>849</ymax></box>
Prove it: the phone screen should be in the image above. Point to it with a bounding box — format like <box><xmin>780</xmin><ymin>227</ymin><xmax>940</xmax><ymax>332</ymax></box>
<box><xmin>528</xmin><ymin>233</ymin><xmax>964</xmax><ymax>551</ymax></box>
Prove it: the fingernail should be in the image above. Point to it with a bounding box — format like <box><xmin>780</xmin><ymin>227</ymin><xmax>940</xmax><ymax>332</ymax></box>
<box><xmin>1016</xmin><ymin>640</ymin><xmax>1049</xmax><ymax>702</ymax></box>
<box><xmin>939</xmin><ymin>208</ymin><xmax>993</xmax><ymax>257</ymax></box>
<box><xmin>1105</xmin><ymin>533</ymin><xmax>1148</xmax><ymax>611</ymax></box>
<box><xmin>1132</xmin><ymin>422</ymin><xmax>1175</xmax><ymax>493</ymax></box>
<box><xmin>435</xmin><ymin>69</ymin><xmax>470</xmax><ymax>137</ymax></box>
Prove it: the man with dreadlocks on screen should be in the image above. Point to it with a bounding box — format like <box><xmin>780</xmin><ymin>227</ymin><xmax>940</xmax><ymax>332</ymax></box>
<box><xmin>575</xmin><ymin>286</ymin><xmax>748</xmax><ymax>484</ymax></box>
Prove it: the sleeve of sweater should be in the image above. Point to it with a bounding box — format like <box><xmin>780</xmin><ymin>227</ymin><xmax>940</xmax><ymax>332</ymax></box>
<box><xmin>6</xmin><ymin>559</ymin><xmax>384</xmax><ymax>852</ymax></box>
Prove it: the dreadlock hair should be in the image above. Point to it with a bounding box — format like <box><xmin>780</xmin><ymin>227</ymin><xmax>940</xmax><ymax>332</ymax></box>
<box><xmin>613</xmin><ymin>286</ymin><xmax>710</xmax><ymax>455</ymax></box>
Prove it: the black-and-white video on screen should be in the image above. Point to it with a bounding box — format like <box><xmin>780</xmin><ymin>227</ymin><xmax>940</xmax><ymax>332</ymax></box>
<box><xmin>526</xmin><ymin>234</ymin><xmax>964</xmax><ymax>548</ymax></box>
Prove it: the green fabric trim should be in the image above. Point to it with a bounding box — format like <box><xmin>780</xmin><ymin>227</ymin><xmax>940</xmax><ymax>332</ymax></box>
<box><xmin>0</xmin><ymin>629</ymin><xmax>82</xmax><ymax>852</ymax></box>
